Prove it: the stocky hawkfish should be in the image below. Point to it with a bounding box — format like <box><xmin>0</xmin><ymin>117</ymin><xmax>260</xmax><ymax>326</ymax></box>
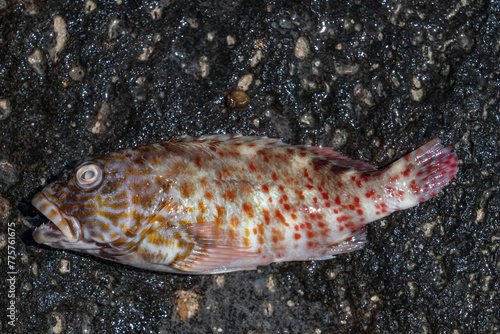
<box><xmin>32</xmin><ymin>135</ymin><xmax>458</xmax><ymax>274</ymax></box>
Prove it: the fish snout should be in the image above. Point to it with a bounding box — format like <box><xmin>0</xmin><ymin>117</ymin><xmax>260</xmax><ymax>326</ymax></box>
<box><xmin>32</xmin><ymin>192</ymin><xmax>82</xmax><ymax>243</ymax></box>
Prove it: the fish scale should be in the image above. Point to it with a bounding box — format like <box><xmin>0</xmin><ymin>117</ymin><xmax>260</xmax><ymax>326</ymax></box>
<box><xmin>32</xmin><ymin>135</ymin><xmax>458</xmax><ymax>274</ymax></box>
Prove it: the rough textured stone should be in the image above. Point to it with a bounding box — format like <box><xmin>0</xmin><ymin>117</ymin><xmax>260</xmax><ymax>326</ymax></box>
<box><xmin>0</xmin><ymin>1</ymin><xmax>498</xmax><ymax>333</ymax></box>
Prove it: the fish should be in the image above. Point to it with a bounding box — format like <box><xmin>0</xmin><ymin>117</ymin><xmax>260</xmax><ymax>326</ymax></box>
<box><xmin>32</xmin><ymin>134</ymin><xmax>459</xmax><ymax>274</ymax></box>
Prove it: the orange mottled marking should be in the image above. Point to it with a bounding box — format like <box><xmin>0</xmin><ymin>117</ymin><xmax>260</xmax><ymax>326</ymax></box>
<box><xmin>230</xmin><ymin>217</ymin><xmax>239</xmax><ymax>228</ymax></box>
<box><xmin>275</xmin><ymin>209</ymin><xmax>288</xmax><ymax>226</ymax></box>
<box><xmin>198</xmin><ymin>201</ymin><xmax>206</xmax><ymax>213</ymax></box>
<box><xmin>181</xmin><ymin>181</ymin><xmax>193</xmax><ymax>198</ymax></box>
<box><xmin>244</xmin><ymin>238</ymin><xmax>250</xmax><ymax>247</ymax></box>
<box><xmin>257</xmin><ymin>223</ymin><xmax>264</xmax><ymax>235</ymax></box>
<box><xmin>242</xmin><ymin>202</ymin><xmax>254</xmax><ymax>218</ymax></box>
<box><xmin>205</xmin><ymin>191</ymin><xmax>213</xmax><ymax>200</ymax></box>
<box><xmin>263</xmin><ymin>209</ymin><xmax>270</xmax><ymax>225</ymax></box>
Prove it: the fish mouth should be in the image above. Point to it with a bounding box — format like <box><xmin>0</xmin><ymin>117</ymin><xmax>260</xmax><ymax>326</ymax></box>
<box><xmin>32</xmin><ymin>192</ymin><xmax>83</xmax><ymax>244</ymax></box>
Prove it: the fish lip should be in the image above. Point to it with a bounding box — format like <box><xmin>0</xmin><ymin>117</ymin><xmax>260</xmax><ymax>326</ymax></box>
<box><xmin>31</xmin><ymin>192</ymin><xmax>83</xmax><ymax>243</ymax></box>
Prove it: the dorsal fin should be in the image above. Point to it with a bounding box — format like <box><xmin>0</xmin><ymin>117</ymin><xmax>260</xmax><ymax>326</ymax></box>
<box><xmin>174</xmin><ymin>134</ymin><xmax>288</xmax><ymax>147</ymax></box>
<box><xmin>175</xmin><ymin>134</ymin><xmax>377</xmax><ymax>172</ymax></box>
<box><xmin>298</xmin><ymin>145</ymin><xmax>377</xmax><ymax>172</ymax></box>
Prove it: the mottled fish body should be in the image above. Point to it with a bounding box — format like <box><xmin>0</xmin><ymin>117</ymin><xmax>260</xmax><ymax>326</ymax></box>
<box><xmin>32</xmin><ymin>135</ymin><xmax>458</xmax><ymax>274</ymax></box>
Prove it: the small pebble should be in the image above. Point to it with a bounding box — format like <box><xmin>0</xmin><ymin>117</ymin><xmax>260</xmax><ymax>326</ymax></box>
<box><xmin>69</xmin><ymin>66</ymin><xmax>85</xmax><ymax>81</ymax></box>
<box><xmin>294</xmin><ymin>36</ymin><xmax>310</xmax><ymax>59</ymax></box>
<box><xmin>27</xmin><ymin>49</ymin><xmax>45</xmax><ymax>76</ymax></box>
<box><xmin>237</xmin><ymin>74</ymin><xmax>253</xmax><ymax>91</ymax></box>
<box><xmin>84</xmin><ymin>0</ymin><xmax>97</xmax><ymax>14</ymax></box>
<box><xmin>49</xmin><ymin>16</ymin><xmax>68</xmax><ymax>62</ymax></box>
<box><xmin>0</xmin><ymin>99</ymin><xmax>12</xmax><ymax>120</ymax></box>
<box><xmin>0</xmin><ymin>158</ymin><xmax>18</xmax><ymax>187</ymax></box>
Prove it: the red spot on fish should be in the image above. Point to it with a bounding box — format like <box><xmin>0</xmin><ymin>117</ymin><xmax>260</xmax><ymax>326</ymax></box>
<box><xmin>356</xmin><ymin>180</ymin><xmax>362</xmax><ymax>188</ymax></box>
<box><xmin>335</xmin><ymin>197</ymin><xmax>341</xmax><ymax>205</ymax></box>
<box><xmin>249</xmin><ymin>163</ymin><xmax>256</xmax><ymax>171</ymax></box>
<box><xmin>294</xmin><ymin>233</ymin><xmax>301</xmax><ymax>240</ymax></box>
<box><xmin>307</xmin><ymin>231</ymin><xmax>316</xmax><ymax>238</ymax></box>
<box><xmin>262</xmin><ymin>185</ymin><xmax>269</xmax><ymax>192</ymax></box>
<box><xmin>338</xmin><ymin>182</ymin><xmax>343</xmax><ymax>187</ymax></box>
<box><xmin>366</xmin><ymin>190</ymin><xmax>375</xmax><ymax>198</ymax></box>
<box><xmin>305</xmin><ymin>222</ymin><xmax>312</xmax><ymax>229</ymax></box>
<box><xmin>205</xmin><ymin>191</ymin><xmax>213</xmax><ymax>200</ymax></box>
<box><xmin>291</xmin><ymin>214</ymin><xmax>297</xmax><ymax>220</ymax></box>
<box><xmin>357</xmin><ymin>209</ymin><xmax>364</xmax><ymax>215</ymax></box>
<box><xmin>337</xmin><ymin>215</ymin><xmax>351</xmax><ymax>223</ymax></box>
<box><xmin>272</xmin><ymin>172</ymin><xmax>278</xmax><ymax>181</ymax></box>
<box><xmin>388</xmin><ymin>175</ymin><xmax>399</xmax><ymax>183</ymax></box>
<box><xmin>318</xmin><ymin>221</ymin><xmax>325</xmax><ymax>228</ymax></box>
<box><xmin>322</xmin><ymin>193</ymin><xmax>329</xmax><ymax>200</ymax></box>
<box><xmin>306</xmin><ymin>184</ymin><xmax>313</xmax><ymax>190</ymax></box>
<box><xmin>278</xmin><ymin>185</ymin><xmax>284</xmax><ymax>192</ymax></box>
<box><xmin>284</xmin><ymin>203</ymin><xmax>291</xmax><ymax>211</ymax></box>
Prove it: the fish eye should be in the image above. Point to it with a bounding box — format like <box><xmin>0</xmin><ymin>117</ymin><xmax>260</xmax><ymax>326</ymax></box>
<box><xmin>76</xmin><ymin>164</ymin><xmax>102</xmax><ymax>188</ymax></box>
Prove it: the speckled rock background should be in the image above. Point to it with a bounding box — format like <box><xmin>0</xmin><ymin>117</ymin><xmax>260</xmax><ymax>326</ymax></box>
<box><xmin>0</xmin><ymin>0</ymin><xmax>498</xmax><ymax>333</ymax></box>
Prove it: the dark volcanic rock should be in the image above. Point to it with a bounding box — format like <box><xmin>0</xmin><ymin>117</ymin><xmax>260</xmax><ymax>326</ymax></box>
<box><xmin>0</xmin><ymin>0</ymin><xmax>498</xmax><ymax>333</ymax></box>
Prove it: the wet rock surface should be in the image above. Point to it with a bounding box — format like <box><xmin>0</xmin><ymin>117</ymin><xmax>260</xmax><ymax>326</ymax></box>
<box><xmin>1</xmin><ymin>1</ymin><xmax>499</xmax><ymax>333</ymax></box>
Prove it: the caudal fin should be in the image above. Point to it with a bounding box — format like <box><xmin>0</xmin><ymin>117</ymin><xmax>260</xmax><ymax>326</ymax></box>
<box><xmin>387</xmin><ymin>138</ymin><xmax>459</xmax><ymax>210</ymax></box>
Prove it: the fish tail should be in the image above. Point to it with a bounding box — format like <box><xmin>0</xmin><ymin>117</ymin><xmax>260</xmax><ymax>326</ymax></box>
<box><xmin>378</xmin><ymin>138</ymin><xmax>459</xmax><ymax>211</ymax></box>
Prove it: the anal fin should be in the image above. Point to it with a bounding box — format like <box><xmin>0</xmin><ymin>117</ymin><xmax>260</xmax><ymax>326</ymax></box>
<box><xmin>308</xmin><ymin>227</ymin><xmax>367</xmax><ymax>261</ymax></box>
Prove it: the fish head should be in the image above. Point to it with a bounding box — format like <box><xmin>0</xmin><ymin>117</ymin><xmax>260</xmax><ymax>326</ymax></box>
<box><xmin>32</xmin><ymin>148</ymin><xmax>173</xmax><ymax>258</ymax></box>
